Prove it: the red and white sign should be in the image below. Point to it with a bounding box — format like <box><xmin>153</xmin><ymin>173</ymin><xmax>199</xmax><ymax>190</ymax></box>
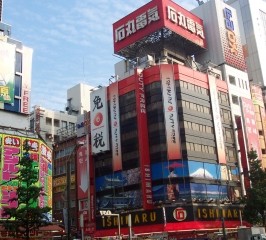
<box><xmin>173</xmin><ymin>207</ymin><xmax>187</xmax><ymax>221</ymax></box>
<box><xmin>208</xmin><ymin>74</ymin><xmax>226</xmax><ymax>164</ymax></box>
<box><xmin>109</xmin><ymin>82</ymin><xmax>122</xmax><ymax>171</ymax></box>
<box><xmin>76</xmin><ymin>137</ymin><xmax>88</xmax><ymax>199</ymax></box>
<box><xmin>135</xmin><ymin>69</ymin><xmax>153</xmax><ymax>209</ymax></box>
<box><xmin>222</xmin><ymin>6</ymin><xmax>245</xmax><ymax>70</ymax></box>
<box><xmin>113</xmin><ymin>0</ymin><xmax>206</xmax><ymax>53</ymax></box>
<box><xmin>241</xmin><ymin>97</ymin><xmax>262</xmax><ymax>159</ymax></box>
<box><xmin>90</xmin><ymin>87</ymin><xmax>110</xmax><ymax>154</ymax></box>
<box><xmin>161</xmin><ymin>64</ymin><xmax>181</xmax><ymax>160</ymax></box>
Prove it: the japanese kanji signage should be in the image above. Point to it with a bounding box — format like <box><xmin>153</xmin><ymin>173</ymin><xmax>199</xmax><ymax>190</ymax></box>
<box><xmin>160</xmin><ymin>64</ymin><xmax>182</xmax><ymax>160</ymax></box>
<box><xmin>109</xmin><ymin>82</ymin><xmax>122</xmax><ymax>171</ymax></box>
<box><xmin>113</xmin><ymin>0</ymin><xmax>206</xmax><ymax>53</ymax></box>
<box><xmin>241</xmin><ymin>97</ymin><xmax>262</xmax><ymax>160</ymax></box>
<box><xmin>0</xmin><ymin>134</ymin><xmax>52</xmax><ymax>219</ymax></box>
<box><xmin>90</xmin><ymin>87</ymin><xmax>110</xmax><ymax>154</ymax></box>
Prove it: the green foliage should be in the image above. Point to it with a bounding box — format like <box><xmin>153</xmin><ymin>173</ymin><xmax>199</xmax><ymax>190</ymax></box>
<box><xmin>2</xmin><ymin>140</ymin><xmax>51</xmax><ymax>240</ymax></box>
<box><xmin>242</xmin><ymin>149</ymin><xmax>266</xmax><ymax>226</ymax></box>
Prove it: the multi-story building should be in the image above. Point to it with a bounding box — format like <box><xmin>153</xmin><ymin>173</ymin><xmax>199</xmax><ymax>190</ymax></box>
<box><xmin>29</xmin><ymin>105</ymin><xmax>77</xmax><ymax>147</ymax></box>
<box><xmin>66</xmin><ymin>83</ymin><xmax>94</xmax><ymax>116</ymax></box>
<box><xmin>225</xmin><ymin>0</ymin><xmax>266</xmax><ymax>169</ymax></box>
<box><xmin>0</xmin><ymin>2</ymin><xmax>54</xmax><ymax>238</ymax></box>
<box><xmin>80</xmin><ymin>0</ymin><xmax>254</xmax><ymax>239</ymax></box>
<box><xmin>226</xmin><ymin>0</ymin><xmax>266</xmax><ymax>86</ymax></box>
<box><xmin>192</xmin><ymin>0</ymin><xmax>266</xmax><ymax>179</ymax></box>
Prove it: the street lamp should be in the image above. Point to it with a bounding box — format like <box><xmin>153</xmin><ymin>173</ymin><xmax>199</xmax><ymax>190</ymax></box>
<box><xmin>66</xmin><ymin>141</ymin><xmax>84</xmax><ymax>240</ymax></box>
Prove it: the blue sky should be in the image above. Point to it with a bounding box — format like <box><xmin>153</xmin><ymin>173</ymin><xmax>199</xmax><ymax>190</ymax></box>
<box><xmin>3</xmin><ymin>0</ymin><xmax>198</xmax><ymax>111</ymax></box>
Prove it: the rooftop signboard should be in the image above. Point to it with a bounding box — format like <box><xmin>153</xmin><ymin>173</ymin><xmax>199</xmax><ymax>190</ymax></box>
<box><xmin>113</xmin><ymin>0</ymin><xmax>206</xmax><ymax>55</ymax></box>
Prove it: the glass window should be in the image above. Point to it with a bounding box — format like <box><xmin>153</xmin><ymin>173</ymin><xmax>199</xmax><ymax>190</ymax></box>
<box><xmin>232</xmin><ymin>95</ymin><xmax>239</xmax><ymax>105</ymax></box>
<box><xmin>229</xmin><ymin>75</ymin><xmax>236</xmax><ymax>85</ymax></box>
<box><xmin>15</xmin><ymin>52</ymin><xmax>22</xmax><ymax>73</ymax></box>
<box><xmin>14</xmin><ymin>75</ymin><xmax>22</xmax><ymax>97</ymax></box>
<box><xmin>61</xmin><ymin>120</ymin><xmax>67</xmax><ymax>129</ymax></box>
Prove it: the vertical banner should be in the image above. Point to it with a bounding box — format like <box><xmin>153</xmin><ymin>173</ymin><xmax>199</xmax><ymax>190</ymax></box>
<box><xmin>135</xmin><ymin>68</ymin><xmax>153</xmax><ymax>210</ymax></box>
<box><xmin>0</xmin><ymin>134</ymin><xmax>20</xmax><ymax>218</ymax></box>
<box><xmin>160</xmin><ymin>64</ymin><xmax>181</xmax><ymax>160</ymax></box>
<box><xmin>90</xmin><ymin>87</ymin><xmax>110</xmax><ymax>154</ymax></box>
<box><xmin>0</xmin><ymin>41</ymin><xmax>15</xmax><ymax>104</ymax></box>
<box><xmin>241</xmin><ymin>97</ymin><xmax>262</xmax><ymax>160</ymax></box>
<box><xmin>20</xmin><ymin>46</ymin><xmax>33</xmax><ymax>114</ymax></box>
<box><xmin>208</xmin><ymin>74</ymin><xmax>226</xmax><ymax>164</ymax></box>
<box><xmin>109</xmin><ymin>82</ymin><xmax>122</xmax><ymax>171</ymax></box>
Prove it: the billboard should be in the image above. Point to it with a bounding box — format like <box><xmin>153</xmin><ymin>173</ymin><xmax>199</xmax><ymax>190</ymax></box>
<box><xmin>222</xmin><ymin>6</ymin><xmax>246</xmax><ymax>70</ymax></box>
<box><xmin>113</xmin><ymin>0</ymin><xmax>206</xmax><ymax>53</ymax></box>
<box><xmin>160</xmin><ymin>64</ymin><xmax>182</xmax><ymax>160</ymax></box>
<box><xmin>109</xmin><ymin>82</ymin><xmax>122</xmax><ymax>171</ymax></box>
<box><xmin>241</xmin><ymin>97</ymin><xmax>262</xmax><ymax>159</ymax></box>
<box><xmin>90</xmin><ymin>87</ymin><xmax>110</xmax><ymax>154</ymax></box>
<box><xmin>0</xmin><ymin>134</ymin><xmax>52</xmax><ymax>219</ymax></box>
<box><xmin>0</xmin><ymin>41</ymin><xmax>15</xmax><ymax>104</ymax></box>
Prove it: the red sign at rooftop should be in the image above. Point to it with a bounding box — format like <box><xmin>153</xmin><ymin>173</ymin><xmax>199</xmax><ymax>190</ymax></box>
<box><xmin>113</xmin><ymin>0</ymin><xmax>206</xmax><ymax>53</ymax></box>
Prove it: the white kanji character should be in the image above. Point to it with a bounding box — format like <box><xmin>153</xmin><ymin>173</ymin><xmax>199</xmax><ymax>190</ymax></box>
<box><xmin>136</xmin><ymin>13</ymin><xmax>147</xmax><ymax>30</ymax></box>
<box><xmin>31</xmin><ymin>142</ymin><xmax>38</xmax><ymax>151</ymax></box>
<box><xmin>47</xmin><ymin>150</ymin><xmax>52</xmax><ymax>161</ymax></box>
<box><xmin>148</xmin><ymin>6</ymin><xmax>160</xmax><ymax>24</ymax></box>
<box><xmin>115</xmin><ymin>25</ymin><xmax>125</xmax><ymax>42</ymax></box>
<box><xmin>126</xmin><ymin>20</ymin><xmax>136</xmax><ymax>36</ymax></box>
<box><xmin>5</xmin><ymin>137</ymin><xmax>12</xmax><ymax>145</ymax></box>
<box><xmin>41</xmin><ymin>145</ymin><xmax>47</xmax><ymax>156</ymax></box>
<box><xmin>187</xmin><ymin>18</ymin><xmax>196</xmax><ymax>34</ymax></box>
<box><xmin>167</xmin><ymin>6</ymin><xmax>178</xmax><ymax>24</ymax></box>
<box><xmin>196</xmin><ymin>22</ymin><xmax>205</xmax><ymax>39</ymax></box>
<box><xmin>178</xmin><ymin>12</ymin><xmax>187</xmax><ymax>29</ymax></box>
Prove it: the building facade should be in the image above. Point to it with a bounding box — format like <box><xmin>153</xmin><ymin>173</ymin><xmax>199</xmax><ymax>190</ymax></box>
<box><xmin>84</xmin><ymin>0</ymin><xmax>253</xmax><ymax>239</ymax></box>
<box><xmin>29</xmin><ymin>105</ymin><xmax>77</xmax><ymax>147</ymax></box>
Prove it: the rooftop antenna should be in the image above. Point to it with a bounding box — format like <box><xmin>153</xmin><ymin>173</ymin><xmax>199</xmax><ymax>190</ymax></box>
<box><xmin>0</xmin><ymin>0</ymin><xmax>3</xmax><ymax>22</ymax></box>
<box><xmin>196</xmin><ymin>0</ymin><xmax>204</xmax><ymax>6</ymax></box>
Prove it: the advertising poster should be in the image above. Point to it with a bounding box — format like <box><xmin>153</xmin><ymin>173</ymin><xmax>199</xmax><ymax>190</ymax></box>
<box><xmin>0</xmin><ymin>134</ymin><xmax>52</xmax><ymax>219</ymax></box>
<box><xmin>241</xmin><ymin>97</ymin><xmax>262</xmax><ymax>160</ymax></box>
<box><xmin>160</xmin><ymin>64</ymin><xmax>182</xmax><ymax>160</ymax></box>
<box><xmin>0</xmin><ymin>41</ymin><xmax>15</xmax><ymax>104</ymax></box>
<box><xmin>95</xmin><ymin>168</ymin><xmax>141</xmax><ymax>209</ymax></box>
<box><xmin>109</xmin><ymin>82</ymin><xmax>122</xmax><ymax>171</ymax></box>
<box><xmin>90</xmin><ymin>87</ymin><xmax>110</xmax><ymax>154</ymax></box>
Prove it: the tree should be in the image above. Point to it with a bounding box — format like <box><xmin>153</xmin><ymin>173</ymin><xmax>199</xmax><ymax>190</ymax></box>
<box><xmin>2</xmin><ymin>140</ymin><xmax>51</xmax><ymax>240</ymax></box>
<box><xmin>242</xmin><ymin>149</ymin><xmax>266</xmax><ymax>226</ymax></box>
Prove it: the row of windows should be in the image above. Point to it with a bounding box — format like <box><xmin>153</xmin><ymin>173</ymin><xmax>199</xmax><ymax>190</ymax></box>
<box><xmin>54</xmin><ymin>146</ymin><xmax>75</xmax><ymax>159</ymax></box>
<box><xmin>185</xmin><ymin>142</ymin><xmax>215</xmax><ymax>154</ymax></box>
<box><xmin>229</xmin><ymin>75</ymin><xmax>248</xmax><ymax>90</ymax></box>
<box><xmin>183</xmin><ymin>120</ymin><xmax>213</xmax><ymax>134</ymax></box>
<box><xmin>179</xmin><ymin>80</ymin><xmax>209</xmax><ymax>96</ymax></box>
<box><xmin>45</xmin><ymin>118</ymin><xmax>75</xmax><ymax>129</ymax></box>
<box><xmin>181</xmin><ymin>100</ymin><xmax>211</xmax><ymax>114</ymax></box>
<box><xmin>218</xmin><ymin>91</ymin><xmax>230</xmax><ymax>106</ymax></box>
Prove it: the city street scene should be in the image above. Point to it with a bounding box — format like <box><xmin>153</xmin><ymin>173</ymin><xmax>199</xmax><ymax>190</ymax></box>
<box><xmin>1</xmin><ymin>0</ymin><xmax>266</xmax><ymax>239</ymax></box>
